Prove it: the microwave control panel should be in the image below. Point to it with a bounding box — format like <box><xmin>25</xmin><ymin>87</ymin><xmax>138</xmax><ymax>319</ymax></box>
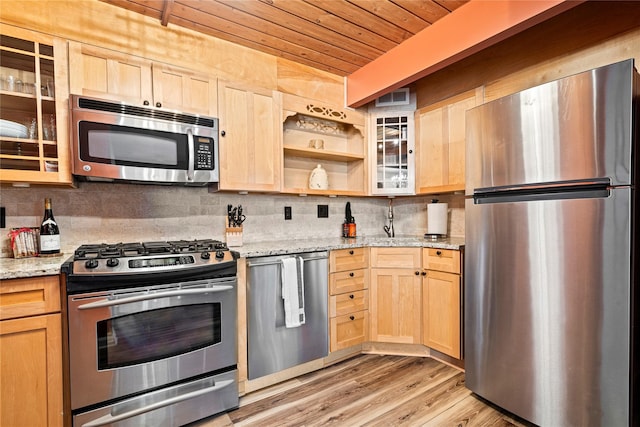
<box><xmin>195</xmin><ymin>137</ymin><xmax>215</xmax><ymax>170</ymax></box>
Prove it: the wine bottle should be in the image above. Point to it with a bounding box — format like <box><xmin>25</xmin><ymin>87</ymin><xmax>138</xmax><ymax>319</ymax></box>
<box><xmin>39</xmin><ymin>198</ymin><xmax>60</xmax><ymax>255</ymax></box>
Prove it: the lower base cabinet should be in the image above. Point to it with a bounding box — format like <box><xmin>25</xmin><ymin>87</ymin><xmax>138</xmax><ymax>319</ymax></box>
<box><xmin>369</xmin><ymin>248</ymin><xmax>422</xmax><ymax>345</ymax></box>
<box><xmin>0</xmin><ymin>276</ymin><xmax>63</xmax><ymax>427</ymax></box>
<box><xmin>423</xmin><ymin>270</ymin><xmax>461</xmax><ymax>358</ymax></box>
<box><xmin>330</xmin><ymin>310</ymin><xmax>368</xmax><ymax>351</ymax></box>
<box><xmin>422</xmin><ymin>248</ymin><xmax>463</xmax><ymax>359</ymax></box>
<box><xmin>329</xmin><ymin>248</ymin><xmax>369</xmax><ymax>351</ymax></box>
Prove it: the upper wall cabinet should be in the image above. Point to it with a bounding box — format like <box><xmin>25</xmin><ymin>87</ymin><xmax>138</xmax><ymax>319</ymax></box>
<box><xmin>217</xmin><ymin>80</ymin><xmax>281</xmax><ymax>193</ymax></box>
<box><xmin>415</xmin><ymin>88</ymin><xmax>482</xmax><ymax>194</ymax></box>
<box><xmin>281</xmin><ymin>93</ymin><xmax>367</xmax><ymax>196</ymax></box>
<box><xmin>0</xmin><ymin>25</ymin><xmax>71</xmax><ymax>185</ymax></box>
<box><xmin>68</xmin><ymin>42</ymin><xmax>217</xmax><ymax>117</ymax></box>
<box><xmin>368</xmin><ymin>89</ymin><xmax>415</xmax><ymax>196</ymax></box>
<box><xmin>369</xmin><ymin>111</ymin><xmax>415</xmax><ymax>196</ymax></box>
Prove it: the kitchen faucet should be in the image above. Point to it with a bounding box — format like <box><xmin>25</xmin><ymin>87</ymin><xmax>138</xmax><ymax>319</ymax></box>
<box><xmin>383</xmin><ymin>199</ymin><xmax>395</xmax><ymax>238</ymax></box>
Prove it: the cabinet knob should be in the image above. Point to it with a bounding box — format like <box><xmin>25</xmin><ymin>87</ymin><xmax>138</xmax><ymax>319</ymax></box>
<box><xmin>415</xmin><ymin>271</ymin><xmax>420</xmax><ymax>276</ymax></box>
<box><xmin>349</xmin><ymin>294</ymin><xmax>354</xmax><ymax>299</ymax></box>
<box><xmin>349</xmin><ymin>315</ymin><xmax>355</xmax><ymax>321</ymax></box>
<box><xmin>436</xmin><ymin>250</ymin><xmax>442</xmax><ymax>256</ymax></box>
<box><xmin>409</xmin><ymin>149</ymin><xmax>413</xmax><ymax>154</ymax></box>
<box><xmin>220</xmin><ymin>130</ymin><xmax>226</xmax><ymax>137</ymax></box>
<box><xmin>349</xmin><ymin>272</ymin><xmax>354</xmax><ymax>277</ymax></box>
<box><xmin>143</xmin><ymin>100</ymin><xmax>150</xmax><ymax>106</ymax></box>
<box><xmin>155</xmin><ymin>102</ymin><xmax>162</xmax><ymax>108</ymax></box>
<box><xmin>349</xmin><ymin>250</ymin><xmax>354</xmax><ymax>255</ymax></box>
<box><xmin>421</xmin><ymin>271</ymin><xmax>427</xmax><ymax>276</ymax></box>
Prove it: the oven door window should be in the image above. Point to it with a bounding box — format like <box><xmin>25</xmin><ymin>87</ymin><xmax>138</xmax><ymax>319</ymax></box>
<box><xmin>79</xmin><ymin>121</ymin><xmax>189</xmax><ymax>169</ymax></box>
<box><xmin>96</xmin><ymin>303</ymin><xmax>221</xmax><ymax>369</ymax></box>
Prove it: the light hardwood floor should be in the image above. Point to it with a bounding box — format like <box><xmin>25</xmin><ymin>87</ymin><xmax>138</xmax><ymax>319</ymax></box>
<box><xmin>192</xmin><ymin>354</ymin><xmax>532</xmax><ymax>427</ymax></box>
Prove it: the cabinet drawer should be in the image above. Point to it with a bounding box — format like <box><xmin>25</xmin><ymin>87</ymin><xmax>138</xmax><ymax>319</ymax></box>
<box><xmin>330</xmin><ymin>290</ymin><xmax>368</xmax><ymax>317</ymax></box>
<box><xmin>370</xmin><ymin>247</ymin><xmax>421</xmax><ymax>269</ymax></box>
<box><xmin>330</xmin><ymin>310</ymin><xmax>368</xmax><ymax>352</ymax></box>
<box><xmin>329</xmin><ymin>269</ymin><xmax>368</xmax><ymax>295</ymax></box>
<box><xmin>423</xmin><ymin>248</ymin><xmax>461</xmax><ymax>274</ymax></box>
<box><xmin>330</xmin><ymin>248</ymin><xmax>369</xmax><ymax>273</ymax></box>
<box><xmin>0</xmin><ymin>276</ymin><xmax>61</xmax><ymax>320</ymax></box>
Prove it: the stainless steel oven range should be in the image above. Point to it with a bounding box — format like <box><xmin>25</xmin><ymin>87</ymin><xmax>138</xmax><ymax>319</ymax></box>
<box><xmin>62</xmin><ymin>239</ymin><xmax>239</xmax><ymax>427</ymax></box>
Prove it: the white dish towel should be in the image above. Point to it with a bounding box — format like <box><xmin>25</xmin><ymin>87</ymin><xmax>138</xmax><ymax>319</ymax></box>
<box><xmin>281</xmin><ymin>257</ymin><xmax>306</xmax><ymax>328</ymax></box>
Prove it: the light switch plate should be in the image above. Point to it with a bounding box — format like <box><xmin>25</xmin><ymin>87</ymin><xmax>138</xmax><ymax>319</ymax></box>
<box><xmin>317</xmin><ymin>205</ymin><xmax>329</xmax><ymax>218</ymax></box>
<box><xmin>284</xmin><ymin>206</ymin><xmax>292</xmax><ymax>220</ymax></box>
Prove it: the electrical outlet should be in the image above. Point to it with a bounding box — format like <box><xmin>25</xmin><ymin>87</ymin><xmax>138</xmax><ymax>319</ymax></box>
<box><xmin>0</xmin><ymin>207</ymin><xmax>5</xmax><ymax>228</ymax></box>
<box><xmin>284</xmin><ymin>206</ymin><xmax>292</xmax><ymax>220</ymax></box>
<box><xmin>317</xmin><ymin>204</ymin><xmax>329</xmax><ymax>218</ymax></box>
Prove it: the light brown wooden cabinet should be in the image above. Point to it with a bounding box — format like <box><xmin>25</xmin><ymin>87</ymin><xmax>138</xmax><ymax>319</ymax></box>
<box><xmin>68</xmin><ymin>42</ymin><xmax>218</xmax><ymax>116</ymax></box>
<box><xmin>217</xmin><ymin>80</ymin><xmax>282</xmax><ymax>192</ymax></box>
<box><xmin>329</xmin><ymin>248</ymin><xmax>369</xmax><ymax>351</ymax></box>
<box><xmin>282</xmin><ymin>93</ymin><xmax>367</xmax><ymax>196</ymax></box>
<box><xmin>0</xmin><ymin>24</ymin><xmax>71</xmax><ymax>184</ymax></box>
<box><xmin>0</xmin><ymin>275</ymin><xmax>63</xmax><ymax>427</ymax></box>
<box><xmin>422</xmin><ymin>248</ymin><xmax>462</xmax><ymax>359</ymax></box>
<box><xmin>415</xmin><ymin>89</ymin><xmax>481</xmax><ymax>194</ymax></box>
<box><xmin>369</xmin><ymin>247</ymin><xmax>422</xmax><ymax>344</ymax></box>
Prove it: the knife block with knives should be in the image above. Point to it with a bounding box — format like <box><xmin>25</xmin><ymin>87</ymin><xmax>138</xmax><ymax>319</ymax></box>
<box><xmin>226</xmin><ymin>204</ymin><xmax>244</xmax><ymax>246</ymax></box>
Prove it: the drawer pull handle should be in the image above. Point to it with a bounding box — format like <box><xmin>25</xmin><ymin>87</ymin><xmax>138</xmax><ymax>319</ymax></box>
<box><xmin>349</xmin><ymin>272</ymin><xmax>354</xmax><ymax>277</ymax></box>
<box><xmin>349</xmin><ymin>294</ymin><xmax>354</xmax><ymax>299</ymax></box>
<box><xmin>349</xmin><ymin>315</ymin><xmax>355</xmax><ymax>321</ymax></box>
<box><xmin>349</xmin><ymin>250</ymin><xmax>354</xmax><ymax>255</ymax></box>
<box><xmin>436</xmin><ymin>250</ymin><xmax>442</xmax><ymax>256</ymax></box>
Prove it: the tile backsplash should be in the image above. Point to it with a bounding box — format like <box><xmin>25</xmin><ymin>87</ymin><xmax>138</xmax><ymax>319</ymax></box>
<box><xmin>0</xmin><ymin>182</ymin><xmax>465</xmax><ymax>257</ymax></box>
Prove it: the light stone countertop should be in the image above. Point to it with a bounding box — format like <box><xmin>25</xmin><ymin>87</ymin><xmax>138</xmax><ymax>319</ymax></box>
<box><xmin>0</xmin><ymin>253</ymin><xmax>72</xmax><ymax>280</ymax></box>
<box><xmin>233</xmin><ymin>235</ymin><xmax>464</xmax><ymax>258</ymax></box>
<box><xmin>0</xmin><ymin>236</ymin><xmax>464</xmax><ymax>280</ymax></box>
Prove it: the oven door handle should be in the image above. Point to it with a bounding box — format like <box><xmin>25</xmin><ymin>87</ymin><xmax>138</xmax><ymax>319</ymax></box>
<box><xmin>77</xmin><ymin>286</ymin><xmax>233</xmax><ymax>310</ymax></box>
<box><xmin>79</xmin><ymin>379</ymin><xmax>235</xmax><ymax>427</ymax></box>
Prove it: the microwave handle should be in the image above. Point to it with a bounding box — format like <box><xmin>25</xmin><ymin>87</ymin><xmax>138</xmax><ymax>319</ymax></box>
<box><xmin>77</xmin><ymin>286</ymin><xmax>233</xmax><ymax>310</ymax></box>
<box><xmin>187</xmin><ymin>128</ymin><xmax>195</xmax><ymax>181</ymax></box>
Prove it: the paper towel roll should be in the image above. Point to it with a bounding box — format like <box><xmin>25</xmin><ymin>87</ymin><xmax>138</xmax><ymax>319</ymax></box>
<box><xmin>427</xmin><ymin>203</ymin><xmax>448</xmax><ymax>236</ymax></box>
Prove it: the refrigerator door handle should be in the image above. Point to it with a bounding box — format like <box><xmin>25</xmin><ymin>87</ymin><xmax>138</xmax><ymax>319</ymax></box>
<box><xmin>473</xmin><ymin>177</ymin><xmax>611</xmax><ymax>196</ymax></box>
<box><xmin>473</xmin><ymin>180</ymin><xmax>611</xmax><ymax>204</ymax></box>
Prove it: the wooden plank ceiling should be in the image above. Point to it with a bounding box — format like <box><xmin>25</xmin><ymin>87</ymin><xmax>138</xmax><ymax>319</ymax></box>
<box><xmin>100</xmin><ymin>0</ymin><xmax>469</xmax><ymax>76</ymax></box>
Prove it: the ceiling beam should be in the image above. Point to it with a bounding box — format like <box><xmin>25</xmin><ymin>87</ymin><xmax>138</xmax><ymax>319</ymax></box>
<box><xmin>161</xmin><ymin>0</ymin><xmax>174</xmax><ymax>27</ymax></box>
<box><xmin>345</xmin><ymin>0</ymin><xmax>585</xmax><ymax>107</ymax></box>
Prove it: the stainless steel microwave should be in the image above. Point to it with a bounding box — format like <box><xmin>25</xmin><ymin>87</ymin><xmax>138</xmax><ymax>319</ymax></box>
<box><xmin>70</xmin><ymin>95</ymin><xmax>219</xmax><ymax>185</ymax></box>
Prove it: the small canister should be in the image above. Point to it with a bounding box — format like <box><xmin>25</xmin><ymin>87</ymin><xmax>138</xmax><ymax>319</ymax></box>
<box><xmin>348</xmin><ymin>222</ymin><xmax>356</xmax><ymax>238</ymax></box>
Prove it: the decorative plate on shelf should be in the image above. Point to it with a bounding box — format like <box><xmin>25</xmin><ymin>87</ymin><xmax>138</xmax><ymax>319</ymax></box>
<box><xmin>0</xmin><ymin>119</ymin><xmax>27</xmax><ymax>138</ymax></box>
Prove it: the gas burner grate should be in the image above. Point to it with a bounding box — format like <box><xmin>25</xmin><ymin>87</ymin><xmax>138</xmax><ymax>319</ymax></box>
<box><xmin>73</xmin><ymin>240</ymin><xmax>228</xmax><ymax>260</ymax></box>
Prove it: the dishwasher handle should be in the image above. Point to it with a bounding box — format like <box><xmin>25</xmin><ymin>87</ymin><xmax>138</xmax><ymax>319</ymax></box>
<box><xmin>246</xmin><ymin>252</ymin><xmax>328</xmax><ymax>267</ymax></box>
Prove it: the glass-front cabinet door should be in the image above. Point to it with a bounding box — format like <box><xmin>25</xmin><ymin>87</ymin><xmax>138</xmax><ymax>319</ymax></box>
<box><xmin>370</xmin><ymin>112</ymin><xmax>415</xmax><ymax>195</ymax></box>
<box><xmin>0</xmin><ymin>25</ymin><xmax>70</xmax><ymax>184</ymax></box>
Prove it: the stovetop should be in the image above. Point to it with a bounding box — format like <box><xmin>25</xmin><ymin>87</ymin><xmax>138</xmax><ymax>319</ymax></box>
<box><xmin>73</xmin><ymin>239</ymin><xmax>228</xmax><ymax>260</ymax></box>
<box><xmin>67</xmin><ymin>239</ymin><xmax>237</xmax><ymax>277</ymax></box>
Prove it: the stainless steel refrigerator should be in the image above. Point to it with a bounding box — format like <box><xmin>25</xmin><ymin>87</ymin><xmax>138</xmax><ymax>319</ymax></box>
<box><xmin>465</xmin><ymin>59</ymin><xmax>638</xmax><ymax>426</ymax></box>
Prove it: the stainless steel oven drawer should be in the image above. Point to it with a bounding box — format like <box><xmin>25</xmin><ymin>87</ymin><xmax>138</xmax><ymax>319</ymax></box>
<box><xmin>73</xmin><ymin>370</ymin><xmax>238</xmax><ymax>427</ymax></box>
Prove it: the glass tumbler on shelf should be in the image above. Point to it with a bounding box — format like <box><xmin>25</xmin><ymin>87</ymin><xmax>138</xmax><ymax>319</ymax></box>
<box><xmin>28</xmin><ymin>118</ymin><xmax>38</xmax><ymax>140</ymax></box>
<box><xmin>45</xmin><ymin>78</ymin><xmax>55</xmax><ymax>98</ymax></box>
<box><xmin>49</xmin><ymin>115</ymin><xmax>56</xmax><ymax>140</ymax></box>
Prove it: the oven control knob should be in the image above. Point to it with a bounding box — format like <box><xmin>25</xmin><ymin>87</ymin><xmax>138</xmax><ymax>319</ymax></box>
<box><xmin>85</xmin><ymin>259</ymin><xmax>99</xmax><ymax>269</ymax></box>
<box><xmin>201</xmin><ymin>251</ymin><xmax>211</xmax><ymax>260</ymax></box>
<box><xmin>106</xmin><ymin>258</ymin><xmax>119</xmax><ymax>267</ymax></box>
<box><xmin>215</xmin><ymin>250</ymin><xmax>225</xmax><ymax>260</ymax></box>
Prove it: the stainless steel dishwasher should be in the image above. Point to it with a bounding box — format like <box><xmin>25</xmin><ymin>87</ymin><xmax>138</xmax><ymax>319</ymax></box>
<box><xmin>247</xmin><ymin>251</ymin><xmax>328</xmax><ymax>380</ymax></box>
